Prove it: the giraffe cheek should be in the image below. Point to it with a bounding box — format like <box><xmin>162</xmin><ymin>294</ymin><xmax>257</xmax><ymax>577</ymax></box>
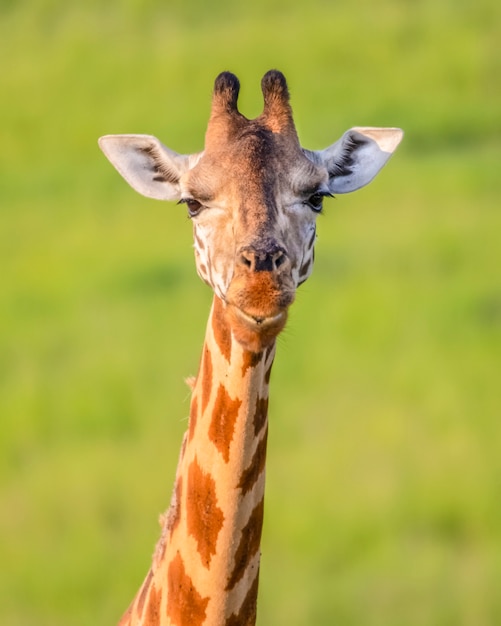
<box><xmin>196</xmin><ymin>263</ymin><xmax>211</xmax><ymax>287</ymax></box>
<box><xmin>194</xmin><ymin>246</ymin><xmax>212</xmax><ymax>287</ymax></box>
<box><xmin>297</xmin><ymin>256</ymin><xmax>314</xmax><ymax>286</ymax></box>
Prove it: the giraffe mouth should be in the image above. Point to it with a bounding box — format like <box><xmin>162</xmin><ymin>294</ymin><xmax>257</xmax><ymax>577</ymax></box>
<box><xmin>224</xmin><ymin>272</ymin><xmax>294</xmax><ymax>349</ymax></box>
<box><xmin>225</xmin><ymin>302</ymin><xmax>289</xmax><ymax>351</ymax></box>
<box><xmin>234</xmin><ymin>307</ymin><xmax>286</xmax><ymax>329</ymax></box>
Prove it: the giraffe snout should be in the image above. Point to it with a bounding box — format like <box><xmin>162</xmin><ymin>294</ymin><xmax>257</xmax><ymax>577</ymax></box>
<box><xmin>237</xmin><ymin>241</ymin><xmax>289</xmax><ymax>274</ymax></box>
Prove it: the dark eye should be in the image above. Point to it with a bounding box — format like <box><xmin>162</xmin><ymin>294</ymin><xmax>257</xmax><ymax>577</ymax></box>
<box><xmin>178</xmin><ymin>198</ymin><xmax>203</xmax><ymax>217</ymax></box>
<box><xmin>306</xmin><ymin>192</ymin><xmax>324</xmax><ymax>213</ymax></box>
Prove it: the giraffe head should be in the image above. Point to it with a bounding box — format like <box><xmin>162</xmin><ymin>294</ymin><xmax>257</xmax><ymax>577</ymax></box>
<box><xmin>99</xmin><ymin>70</ymin><xmax>402</xmax><ymax>352</ymax></box>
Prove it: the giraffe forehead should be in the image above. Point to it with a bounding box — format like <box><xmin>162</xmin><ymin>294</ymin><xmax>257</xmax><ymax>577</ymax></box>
<box><xmin>187</xmin><ymin>123</ymin><xmax>324</xmax><ymax>207</ymax></box>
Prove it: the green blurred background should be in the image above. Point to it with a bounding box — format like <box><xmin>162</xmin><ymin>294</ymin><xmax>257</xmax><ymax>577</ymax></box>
<box><xmin>1</xmin><ymin>0</ymin><xmax>500</xmax><ymax>624</ymax></box>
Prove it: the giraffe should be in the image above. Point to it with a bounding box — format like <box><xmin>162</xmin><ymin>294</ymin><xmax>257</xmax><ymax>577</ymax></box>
<box><xmin>99</xmin><ymin>70</ymin><xmax>403</xmax><ymax>626</ymax></box>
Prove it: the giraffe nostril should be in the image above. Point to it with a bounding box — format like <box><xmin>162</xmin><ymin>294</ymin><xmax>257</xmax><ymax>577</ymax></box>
<box><xmin>238</xmin><ymin>243</ymin><xmax>288</xmax><ymax>273</ymax></box>
<box><xmin>273</xmin><ymin>250</ymin><xmax>286</xmax><ymax>270</ymax></box>
<box><xmin>240</xmin><ymin>251</ymin><xmax>253</xmax><ymax>269</ymax></box>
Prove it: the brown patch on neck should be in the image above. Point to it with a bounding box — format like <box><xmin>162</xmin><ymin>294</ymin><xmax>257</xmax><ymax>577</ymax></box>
<box><xmin>226</xmin><ymin>499</ymin><xmax>265</xmax><ymax>591</ymax></box>
<box><xmin>142</xmin><ymin>582</ymin><xmax>162</xmax><ymax>626</ymax></box>
<box><xmin>241</xmin><ymin>349</ymin><xmax>263</xmax><ymax>378</ymax></box>
<box><xmin>253</xmin><ymin>396</ymin><xmax>268</xmax><ymax>436</ymax></box>
<box><xmin>186</xmin><ymin>458</ymin><xmax>225</xmax><ymax>568</ymax></box>
<box><xmin>264</xmin><ymin>362</ymin><xmax>273</xmax><ymax>385</ymax></box>
<box><xmin>264</xmin><ymin>345</ymin><xmax>275</xmax><ymax>384</ymax></box>
<box><xmin>212</xmin><ymin>297</ymin><xmax>232</xmax><ymax>362</ymax></box>
<box><xmin>225</xmin><ymin>572</ymin><xmax>260</xmax><ymax>626</ymax></box>
<box><xmin>264</xmin><ymin>344</ymin><xmax>275</xmax><ymax>361</ymax></box>
<box><xmin>167</xmin><ymin>552</ymin><xmax>210</xmax><ymax>625</ymax></box>
<box><xmin>238</xmin><ymin>426</ymin><xmax>268</xmax><ymax>497</ymax></box>
<box><xmin>209</xmin><ymin>384</ymin><xmax>242</xmax><ymax>463</ymax></box>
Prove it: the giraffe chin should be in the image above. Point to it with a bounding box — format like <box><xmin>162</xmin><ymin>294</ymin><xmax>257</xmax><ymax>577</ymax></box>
<box><xmin>226</xmin><ymin>304</ymin><xmax>288</xmax><ymax>353</ymax></box>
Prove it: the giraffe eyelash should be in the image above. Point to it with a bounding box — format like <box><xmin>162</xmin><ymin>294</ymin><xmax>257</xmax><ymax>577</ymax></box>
<box><xmin>304</xmin><ymin>190</ymin><xmax>334</xmax><ymax>213</ymax></box>
<box><xmin>178</xmin><ymin>197</ymin><xmax>203</xmax><ymax>217</ymax></box>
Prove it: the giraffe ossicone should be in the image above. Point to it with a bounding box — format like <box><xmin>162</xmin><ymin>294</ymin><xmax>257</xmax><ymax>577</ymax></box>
<box><xmin>99</xmin><ymin>70</ymin><xmax>402</xmax><ymax>625</ymax></box>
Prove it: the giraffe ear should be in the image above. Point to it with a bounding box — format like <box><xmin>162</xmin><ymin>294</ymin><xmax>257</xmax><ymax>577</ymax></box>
<box><xmin>312</xmin><ymin>127</ymin><xmax>403</xmax><ymax>194</ymax></box>
<box><xmin>98</xmin><ymin>134</ymin><xmax>201</xmax><ymax>201</ymax></box>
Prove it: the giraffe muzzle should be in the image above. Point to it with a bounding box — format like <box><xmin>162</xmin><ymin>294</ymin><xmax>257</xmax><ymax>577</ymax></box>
<box><xmin>234</xmin><ymin>308</ymin><xmax>286</xmax><ymax>328</ymax></box>
<box><xmin>238</xmin><ymin>244</ymin><xmax>288</xmax><ymax>274</ymax></box>
<box><xmin>224</xmin><ymin>263</ymin><xmax>295</xmax><ymax>351</ymax></box>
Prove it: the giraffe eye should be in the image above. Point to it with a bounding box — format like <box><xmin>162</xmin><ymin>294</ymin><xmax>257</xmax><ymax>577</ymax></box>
<box><xmin>179</xmin><ymin>198</ymin><xmax>203</xmax><ymax>217</ymax></box>
<box><xmin>306</xmin><ymin>193</ymin><xmax>324</xmax><ymax>212</ymax></box>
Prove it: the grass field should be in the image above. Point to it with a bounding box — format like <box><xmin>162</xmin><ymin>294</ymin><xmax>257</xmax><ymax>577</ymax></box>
<box><xmin>1</xmin><ymin>1</ymin><xmax>500</xmax><ymax>624</ymax></box>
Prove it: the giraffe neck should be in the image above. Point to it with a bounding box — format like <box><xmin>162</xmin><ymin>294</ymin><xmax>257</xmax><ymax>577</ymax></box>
<box><xmin>120</xmin><ymin>296</ymin><xmax>275</xmax><ymax>626</ymax></box>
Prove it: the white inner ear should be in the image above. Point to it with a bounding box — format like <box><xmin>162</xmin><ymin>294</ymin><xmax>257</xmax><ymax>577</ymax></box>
<box><xmin>352</xmin><ymin>127</ymin><xmax>404</xmax><ymax>154</ymax></box>
<box><xmin>314</xmin><ymin>127</ymin><xmax>403</xmax><ymax>194</ymax></box>
<box><xmin>98</xmin><ymin>134</ymin><xmax>199</xmax><ymax>201</ymax></box>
